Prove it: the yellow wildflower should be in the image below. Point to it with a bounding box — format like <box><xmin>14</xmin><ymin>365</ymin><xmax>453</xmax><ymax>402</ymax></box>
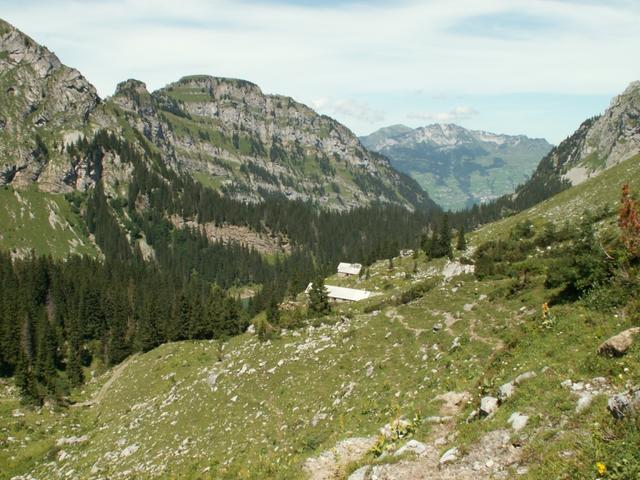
<box><xmin>542</xmin><ymin>302</ymin><xmax>549</xmax><ymax>319</ymax></box>
<box><xmin>596</xmin><ymin>462</ymin><xmax>606</xmax><ymax>475</ymax></box>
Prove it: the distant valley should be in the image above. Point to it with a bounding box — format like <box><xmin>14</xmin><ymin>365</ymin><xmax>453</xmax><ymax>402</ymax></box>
<box><xmin>361</xmin><ymin>124</ymin><xmax>552</xmax><ymax>210</ymax></box>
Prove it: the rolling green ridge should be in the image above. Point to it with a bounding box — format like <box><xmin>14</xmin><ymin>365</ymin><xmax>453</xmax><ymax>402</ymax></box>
<box><xmin>2</xmin><ymin>153</ymin><xmax>639</xmax><ymax>479</ymax></box>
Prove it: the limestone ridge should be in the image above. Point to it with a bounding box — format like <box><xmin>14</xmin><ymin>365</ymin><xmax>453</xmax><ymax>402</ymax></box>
<box><xmin>0</xmin><ymin>19</ymin><xmax>100</xmax><ymax>190</ymax></box>
<box><xmin>361</xmin><ymin>123</ymin><xmax>553</xmax><ymax>210</ymax></box>
<box><xmin>111</xmin><ymin>75</ymin><xmax>432</xmax><ymax>210</ymax></box>
<box><xmin>555</xmin><ymin>81</ymin><xmax>640</xmax><ymax>185</ymax></box>
<box><xmin>0</xmin><ymin>18</ymin><xmax>433</xmax><ymax>211</ymax></box>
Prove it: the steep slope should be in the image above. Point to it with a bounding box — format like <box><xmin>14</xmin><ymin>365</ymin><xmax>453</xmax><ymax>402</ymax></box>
<box><xmin>109</xmin><ymin>77</ymin><xmax>431</xmax><ymax>210</ymax></box>
<box><xmin>0</xmin><ymin>18</ymin><xmax>432</xmax><ymax>215</ymax></box>
<box><xmin>3</xmin><ymin>153</ymin><xmax>639</xmax><ymax>480</ymax></box>
<box><xmin>0</xmin><ymin>19</ymin><xmax>100</xmax><ymax>191</ymax></box>
<box><xmin>460</xmin><ymin>81</ymin><xmax>640</xmax><ymax>226</ymax></box>
<box><xmin>554</xmin><ymin>81</ymin><xmax>640</xmax><ymax>185</ymax></box>
<box><xmin>361</xmin><ymin>124</ymin><xmax>552</xmax><ymax>210</ymax></box>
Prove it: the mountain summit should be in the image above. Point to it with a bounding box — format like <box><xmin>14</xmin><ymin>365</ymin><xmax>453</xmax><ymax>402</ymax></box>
<box><xmin>0</xmin><ymin>18</ymin><xmax>432</xmax><ymax>212</ymax></box>
<box><xmin>361</xmin><ymin>124</ymin><xmax>552</xmax><ymax>210</ymax></box>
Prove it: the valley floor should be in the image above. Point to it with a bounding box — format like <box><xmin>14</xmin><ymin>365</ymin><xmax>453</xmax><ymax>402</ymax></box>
<box><xmin>1</xmin><ymin>251</ymin><xmax>638</xmax><ymax>479</ymax></box>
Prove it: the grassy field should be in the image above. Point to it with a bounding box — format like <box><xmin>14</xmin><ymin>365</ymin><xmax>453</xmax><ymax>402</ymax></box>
<box><xmin>0</xmin><ymin>186</ymin><xmax>96</xmax><ymax>258</ymax></box>
<box><xmin>1</xmin><ymin>156</ymin><xmax>639</xmax><ymax>479</ymax></box>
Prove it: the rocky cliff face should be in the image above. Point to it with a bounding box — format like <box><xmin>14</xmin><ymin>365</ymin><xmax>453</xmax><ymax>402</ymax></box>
<box><xmin>558</xmin><ymin>81</ymin><xmax>640</xmax><ymax>185</ymax></box>
<box><xmin>0</xmin><ymin>18</ymin><xmax>431</xmax><ymax>212</ymax></box>
<box><xmin>361</xmin><ymin>124</ymin><xmax>552</xmax><ymax>210</ymax></box>
<box><xmin>109</xmin><ymin>75</ymin><xmax>430</xmax><ymax>209</ymax></box>
<box><xmin>0</xmin><ymin>19</ymin><xmax>100</xmax><ymax>190</ymax></box>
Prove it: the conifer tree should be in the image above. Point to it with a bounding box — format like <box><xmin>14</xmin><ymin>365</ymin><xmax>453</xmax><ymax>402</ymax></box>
<box><xmin>456</xmin><ymin>225</ymin><xmax>467</xmax><ymax>251</ymax></box>
<box><xmin>308</xmin><ymin>277</ymin><xmax>331</xmax><ymax>316</ymax></box>
<box><xmin>266</xmin><ymin>297</ymin><xmax>280</xmax><ymax>326</ymax></box>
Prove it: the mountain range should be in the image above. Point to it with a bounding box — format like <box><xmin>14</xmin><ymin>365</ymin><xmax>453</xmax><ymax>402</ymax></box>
<box><xmin>360</xmin><ymin>124</ymin><xmax>553</xmax><ymax>211</ymax></box>
<box><xmin>2</xmin><ymin>16</ymin><xmax>640</xmax><ymax>480</ymax></box>
<box><xmin>0</xmin><ymin>18</ymin><xmax>431</xmax><ymax>214</ymax></box>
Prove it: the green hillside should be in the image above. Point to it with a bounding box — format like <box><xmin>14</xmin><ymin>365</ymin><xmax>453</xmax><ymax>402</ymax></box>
<box><xmin>2</xmin><ymin>154</ymin><xmax>639</xmax><ymax>479</ymax></box>
<box><xmin>0</xmin><ymin>186</ymin><xmax>96</xmax><ymax>258</ymax></box>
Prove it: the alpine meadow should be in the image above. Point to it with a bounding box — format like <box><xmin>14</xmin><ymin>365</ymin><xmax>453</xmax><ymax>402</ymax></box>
<box><xmin>1</xmin><ymin>3</ymin><xmax>640</xmax><ymax>480</ymax></box>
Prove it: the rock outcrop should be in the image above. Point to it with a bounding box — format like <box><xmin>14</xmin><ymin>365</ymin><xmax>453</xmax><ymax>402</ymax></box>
<box><xmin>0</xmin><ymin>19</ymin><xmax>100</xmax><ymax>191</ymax></box>
<box><xmin>0</xmin><ymin>18</ymin><xmax>433</xmax><ymax>213</ymax></box>
<box><xmin>598</xmin><ymin>327</ymin><xmax>640</xmax><ymax>357</ymax></box>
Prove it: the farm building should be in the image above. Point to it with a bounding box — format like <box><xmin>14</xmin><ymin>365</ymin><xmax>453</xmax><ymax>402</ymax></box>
<box><xmin>305</xmin><ymin>283</ymin><xmax>374</xmax><ymax>303</ymax></box>
<box><xmin>337</xmin><ymin>262</ymin><xmax>362</xmax><ymax>277</ymax></box>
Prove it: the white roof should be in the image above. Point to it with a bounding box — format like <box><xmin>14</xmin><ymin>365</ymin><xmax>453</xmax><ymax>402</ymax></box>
<box><xmin>337</xmin><ymin>262</ymin><xmax>362</xmax><ymax>275</ymax></box>
<box><xmin>306</xmin><ymin>283</ymin><xmax>374</xmax><ymax>302</ymax></box>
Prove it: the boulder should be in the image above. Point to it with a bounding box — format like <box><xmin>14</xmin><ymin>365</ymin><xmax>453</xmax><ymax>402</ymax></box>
<box><xmin>607</xmin><ymin>386</ymin><xmax>640</xmax><ymax>419</ymax></box>
<box><xmin>395</xmin><ymin>439</ymin><xmax>428</xmax><ymax>456</ymax></box>
<box><xmin>439</xmin><ymin>447</ymin><xmax>459</xmax><ymax>465</ymax></box>
<box><xmin>576</xmin><ymin>392</ymin><xmax>593</xmax><ymax>413</ymax></box>
<box><xmin>498</xmin><ymin>382</ymin><xmax>515</xmax><ymax>402</ymax></box>
<box><xmin>598</xmin><ymin>327</ymin><xmax>640</xmax><ymax>357</ymax></box>
<box><xmin>514</xmin><ymin>371</ymin><xmax>537</xmax><ymax>385</ymax></box>
<box><xmin>480</xmin><ymin>396</ymin><xmax>499</xmax><ymax>417</ymax></box>
<box><xmin>348</xmin><ymin>465</ymin><xmax>370</xmax><ymax>480</ymax></box>
<box><xmin>507</xmin><ymin>412</ymin><xmax>529</xmax><ymax>431</ymax></box>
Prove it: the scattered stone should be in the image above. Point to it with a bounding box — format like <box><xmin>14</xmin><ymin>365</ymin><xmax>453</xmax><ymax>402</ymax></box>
<box><xmin>56</xmin><ymin>435</ymin><xmax>89</xmax><ymax>447</ymax></box>
<box><xmin>120</xmin><ymin>444</ymin><xmax>139</xmax><ymax>457</ymax></box>
<box><xmin>480</xmin><ymin>396</ymin><xmax>499</xmax><ymax>417</ymax></box>
<box><xmin>466</xmin><ymin>409</ymin><xmax>479</xmax><ymax>423</ymax></box>
<box><xmin>304</xmin><ymin>437</ymin><xmax>377</xmax><ymax>480</ymax></box>
<box><xmin>598</xmin><ymin>327</ymin><xmax>640</xmax><ymax>357</ymax></box>
<box><xmin>395</xmin><ymin>439</ymin><xmax>427</xmax><ymax>456</ymax></box>
<box><xmin>576</xmin><ymin>392</ymin><xmax>593</xmax><ymax>413</ymax></box>
<box><xmin>432</xmin><ymin>323</ymin><xmax>443</xmax><ymax>332</ymax></box>
<box><xmin>514</xmin><ymin>371</ymin><xmax>537</xmax><ymax>385</ymax></box>
<box><xmin>570</xmin><ymin>382</ymin><xmax>585</xmax><ymax>392</ymax></box>
<box><xmin>439</xmin><ymin>446</ymin><xmax>459</xmax><ymax>465</ymax></box>
<box><xmin>507</xmin><ymin>412</ymin><xmax>529</xmax><ymax>431</ymax></box>
<box><xmin>246</xmin><ymin>324</ymin><xmax>256</xmax><ymax>334</ymax></box>
<box><xmin>498</xmin><ymin>382</ymin><xmax>515</xmax><ymax>402</ymax></box>
<box><xmin>347</xmin><ymin>465</ymin><xmax>370</xmax><ymax>480</ymax></box>
<box><xmin>450</xmin><ymin>337</ymin><xmax>461</xmax><ymax>350</ymax></box>
<box><xmin>434</xmin><ymin>391</ymin><xmax>471</xmax><ymax>416</ymax></box>
<box><xmin>607</xmin><ymin>386</ymin><xmax>640</xmax><ymax>419</ymax></box>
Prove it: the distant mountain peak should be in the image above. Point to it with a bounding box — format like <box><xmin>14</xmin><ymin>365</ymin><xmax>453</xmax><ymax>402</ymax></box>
<box><xmin>361</xmin><ymin>124</ymin><xmax>552</xmax><ymax>210</ymax></box>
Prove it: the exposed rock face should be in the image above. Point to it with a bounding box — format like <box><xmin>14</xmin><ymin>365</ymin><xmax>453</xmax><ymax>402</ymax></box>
<box><xmin>548</xmin><ymin>82</ymin><xmax>640</xmax><ymax>186</ymax></box>
<box><xmin>0</xmin><ymin>19</ymin><xmax>432</xmax><ymax>213</ymax></box>
<box><xmin>607</xmin><ymin>386</ymin><xmax>640</xmax><ymax>419</ymax></box>
<box><xmin>0</xmin><ymin>19</ymin><xmax>100</xmax><ymax>191</ymax></box>
<box><xmin>110</xmin><ymin>74</ymin><xmax>432</xmax><ymax>210</ymax></box>
<box><xmin>598</xmin><ymin>327</ymin><xmax>640</xmax><ymax>357</ymax></box>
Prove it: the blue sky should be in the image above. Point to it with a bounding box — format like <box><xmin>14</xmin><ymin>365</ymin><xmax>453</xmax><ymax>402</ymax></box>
<box><xmin>3</xmin><ymin>0</ymin><xmax>639</xmax><ymax>143</ymax></box>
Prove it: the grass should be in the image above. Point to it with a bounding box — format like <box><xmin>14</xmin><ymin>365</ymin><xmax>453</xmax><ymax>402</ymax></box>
<box><xmin>2</xmin><ymin>158</ymin><xmax>640</xmax><ymax>479</ymax></box>
<box><xmin>473</xmin><ymin>154</ymin><xmax>640</xmax><ymax>244</ymax></box>
<box><xmin>0</xmin><ymin>186</ymin><xmax>96</xmax><ymax>258</ymax></box>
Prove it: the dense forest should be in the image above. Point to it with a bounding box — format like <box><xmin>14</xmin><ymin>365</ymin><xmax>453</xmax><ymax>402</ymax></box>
<box><xmin>1</xmin><ymin>131</ymin><xmax>441</xmax><ymax>404</ymax></box>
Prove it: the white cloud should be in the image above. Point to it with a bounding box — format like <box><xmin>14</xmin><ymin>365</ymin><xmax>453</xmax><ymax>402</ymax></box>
<box><xmin>311</xmin><ymin>97</ymin><xmax>385</xmax><ymax>123</ymax></box>
<box><xmin>407</xmin><ymin>106</ymin><xmax>479</xmax><ymax>123</ymax></box>
<box><xmin>2</xmin><ymin>0</ymin><xmax>639</xmax><ymax>140</ymax></box>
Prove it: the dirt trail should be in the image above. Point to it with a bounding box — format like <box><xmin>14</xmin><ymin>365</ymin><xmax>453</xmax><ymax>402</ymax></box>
<box><xmin>72</xmin><ymin>354</ymin><xmax>137</xmax><ymax>408</ymax></box>
<box><xmin>385</xmin><ymin>309</ymin><xmax>426</xmax><ymax>338</ymax></box>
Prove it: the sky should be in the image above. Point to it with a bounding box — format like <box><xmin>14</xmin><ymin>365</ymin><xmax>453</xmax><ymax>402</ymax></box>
<box><xmin>3</xmin><ymin>0</ymin><xmax>640</xmax><ymax>144</ymax></box>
